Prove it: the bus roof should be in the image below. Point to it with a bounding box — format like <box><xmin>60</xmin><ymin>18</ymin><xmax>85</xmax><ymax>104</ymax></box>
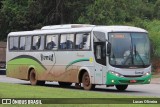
<box><xmin>8</xmin><ymin>25</ymin><xmax>147</xmax><ymax>36</ymax></box>
<box><xmin>92</xmin><ymin>25</ymin><xmax>147</xmax><ymax>33</ymax></box>
<box><xmin>41</xmin><ymin>24</ymin><xmax>95</xmax><ymax>30</ymax></box>
<box><xmin>8</xmin><ymin>27</ymin><xmax>93</xmax><ymax>36</ymax></box>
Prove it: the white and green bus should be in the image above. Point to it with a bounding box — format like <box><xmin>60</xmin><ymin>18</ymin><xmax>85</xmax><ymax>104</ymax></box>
<box><xmin>6</xmin><ymin>24</ymin><xmax>151</xmax><ymax>91</ymax></box>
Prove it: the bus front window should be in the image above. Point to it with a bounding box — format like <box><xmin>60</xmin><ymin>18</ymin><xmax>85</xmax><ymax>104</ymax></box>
<box><xmin>109</xmin><ymin>33</ymin><xmax>150</xmax><ymax>68</ymax></box>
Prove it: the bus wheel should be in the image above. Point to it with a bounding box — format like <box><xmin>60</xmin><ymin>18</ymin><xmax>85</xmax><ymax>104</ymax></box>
<box><xmin>115</xmin><ymin>85</ymin><xmax>128</xmax><ymax>91</ymax></box>
<box><xmin>82</xmin><ymin>72</ymin><xmax>95</xmax><ymax>90</ymax></box>
<box><xmin>58</xmin><ymin>82</ymin><xmax>72</xmax><ymax>87</ymax></box>
<box><xmin>29</xmin><ymin>69</ymin><xmax>45</xmax><ymax>86</ymax></box>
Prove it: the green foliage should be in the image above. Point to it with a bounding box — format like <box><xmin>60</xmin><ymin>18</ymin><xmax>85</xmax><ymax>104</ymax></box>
<box><xmin>154</xmin><ymin>0</ymin><xmax>160</xmax><ymax>19</ymax></box>
<box><xmin>0</xmin><ymin>0</ymin><xmax>160</xmax><ymax>57</ymax></box>
<box><xmin>1</xmin><ymin>0</ymin><xmax>28</xmax><ymax>30</ymax></box>
<box><xmin>145</xmin><ymin>20</ymin><xmax>160</xmax><ymax>57</ymax></box>
<box><xmin>78</xmin><ymin>0</ymin><xmax>156</xmax><ymax>24</ymax></box>
<box><xmin>78</xmin><ymin>0</ymin><xmax>115</xmax><ymax>24</ymax></box>
<box><xmin>0</xmin><ymin>0</ymin><xmax>29</xmax><ymax>40</ymax></box>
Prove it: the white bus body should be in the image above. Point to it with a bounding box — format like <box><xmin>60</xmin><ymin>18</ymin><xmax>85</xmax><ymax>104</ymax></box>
<box><xmin>6</xmin><ymin>24</ymin><xmax>151</xmax><ymax>91</ymax></box>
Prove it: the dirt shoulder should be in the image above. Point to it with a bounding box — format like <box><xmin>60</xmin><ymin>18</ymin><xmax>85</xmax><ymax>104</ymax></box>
<box><xmin>151</xmin><ymin>73</ymin><xmax>160</xmax><ymax>84</ymax></box>
<box><xmin>151</xmin><ymin>77</ymin><xmax>160</xmax><ymax>84</ymax></box>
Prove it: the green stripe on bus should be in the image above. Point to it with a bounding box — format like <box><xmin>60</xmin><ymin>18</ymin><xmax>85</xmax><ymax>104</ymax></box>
<box><xmin>66</xmin><ymin>58</ymin><xmax>89</xmax><ymax>69</ymax></box>
<box><xmin>106</xmin><ymin>71</ymin><xmax>151</xmax><ymax>85</ymax></box>
<box><xmin>7</xmin><ymin>55</ymin><xmax>47</xmax><ymax>71</ymax></box>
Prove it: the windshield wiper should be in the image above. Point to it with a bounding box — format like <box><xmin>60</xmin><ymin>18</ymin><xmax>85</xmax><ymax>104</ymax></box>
<box><xmin>134</xmin><ymin>45</ymin><xmax>145</xmax><ymax>67</ymax></box>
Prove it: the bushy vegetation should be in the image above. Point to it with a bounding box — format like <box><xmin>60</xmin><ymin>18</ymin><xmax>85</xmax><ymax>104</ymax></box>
<box><xmin>145</xmin><ymin>20</ymin><xmax>160</xmax><ymax>57</ymax></box>
<box><xmin>0</xmin><ymin>0</ymin><xmax>160</xmax><ymax>59</ymax></box>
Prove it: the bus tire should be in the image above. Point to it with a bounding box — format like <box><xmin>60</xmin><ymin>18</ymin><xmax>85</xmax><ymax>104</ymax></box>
<box><xmin>58</xmin><ymin>82</ymin><xmax>72</xmax><ymax>87</ymax></box>
<box><xmin>115</xmin><ymin>85</ymin><xmax>128</xmax><ymax>91</ymax></box>
<box><xmin>82</xmin><ymin>72</ymin><xmax>95</xmax><ymax>90</ymax></box>
<box><xmin>29</xmin><ymin>69</ymin><xmax>45</xmax><ymax>86</ymax></box>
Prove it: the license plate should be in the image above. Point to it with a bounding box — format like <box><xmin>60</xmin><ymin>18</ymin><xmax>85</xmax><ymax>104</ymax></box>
<box><xmin>130</xmin><ymin>80</ymin><xmax>137</xmax><ymax>83</ymax></box>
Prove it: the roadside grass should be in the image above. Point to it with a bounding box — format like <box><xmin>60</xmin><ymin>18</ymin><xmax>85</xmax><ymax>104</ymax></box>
<box><xmin>0</xmin><ymin>82</ymin><xmax>138</xmax><ymax>98</ymax></box>
<box><xmin>0</xmin><ymin>82</ymin><xmax>159</xmax><ymax>107</ymax></box>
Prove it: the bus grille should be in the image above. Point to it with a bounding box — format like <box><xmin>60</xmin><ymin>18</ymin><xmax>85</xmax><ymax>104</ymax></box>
<box><xmin>119</xmin><ymin>80</ymin><xmax>145</xmax><ymax>84</ymax></box>
<box><xmin>123</xmin><ymin>75</ymin><xmax>143</xmax><ymax>78</ymax></box>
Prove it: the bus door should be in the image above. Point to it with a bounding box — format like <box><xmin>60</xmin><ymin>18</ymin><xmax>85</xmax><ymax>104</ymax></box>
<box><xmin>94</xmin><ymin>42</ymin><xmax>106</xmax><ymax>84</ymax></box>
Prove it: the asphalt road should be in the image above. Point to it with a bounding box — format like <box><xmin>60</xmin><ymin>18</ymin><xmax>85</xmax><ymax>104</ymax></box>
<box><xmin>0</xmin><ymin>75</ymin><xmax>160</xmax><ymax>98</ymax></box>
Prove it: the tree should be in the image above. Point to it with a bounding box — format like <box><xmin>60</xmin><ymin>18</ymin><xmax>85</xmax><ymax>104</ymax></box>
<box><xmin>0</xmin><ymin>0</ymin><xmax>3</xmax><ymax>8</ymax></box>
<box><xmin>0</xmin><ymin>0</ymin><xmax>159</xmax><ymax>41</ymax></box>
<box><xmin>42</xmin><ymin>0</ymin><xmax>94</xmax><ymax>24</ymax></box>
<box><xmin>154</xmin><ymin>0</ymin><xmax>160</xmax><ymax>19</ymax></box>
<box><xmin>78</xmin><ymin>0</ymin><xmax>115</xmax><ymax>24</ymax></box>
<box><xmin>78</xmin><ymin>0</ymin><xmax>156</xmax><ymax>25</ymax></box>
<box><xmin>0</xmin><ymin>0</ymin><xmax>95</xmax><ymax>40</ymax></box>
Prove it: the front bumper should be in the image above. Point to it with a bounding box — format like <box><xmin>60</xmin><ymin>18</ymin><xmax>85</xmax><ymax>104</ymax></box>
<box><xmin>106</xmin><ymin>72</ymin><xmax>151</xmax><ymax>85</ymax></box>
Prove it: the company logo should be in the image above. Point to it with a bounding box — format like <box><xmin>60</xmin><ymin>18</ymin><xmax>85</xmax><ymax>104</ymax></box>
<box><xmin>1</xmin><ymin>99</ymin><xmax>42</xmax><ymax>104</ymax></box>
<box><xmin>2</xmin><ymin>99</ymin><xmax>11</xmax><ymax>104</ymax></box>
<box><xmin>135</xmin><ymin>71</ymin><xmax>144</xmax><ymax>75</ymax></box>
<box><xmin>41</xmin><ymin>54</ymin><xmax>54</xmax><ymax>61</ymax></box>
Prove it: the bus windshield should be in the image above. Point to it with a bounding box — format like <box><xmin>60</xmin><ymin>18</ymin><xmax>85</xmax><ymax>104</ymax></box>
<box><xmin>109</xmin><ymin>32</ymin><xmax>150</xmax><ymax>68</ymax></box>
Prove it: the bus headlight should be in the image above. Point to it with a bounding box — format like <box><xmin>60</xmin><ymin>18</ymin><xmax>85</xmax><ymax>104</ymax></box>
<box><xmin>143</xmin><ymin>72</ymin><xmax>151</xmax><ymax>76</ymax></box>
<box><xmin>109</xmin><ymin>71</ymin><xmax>124</xmax><ymax>77</ymax></box>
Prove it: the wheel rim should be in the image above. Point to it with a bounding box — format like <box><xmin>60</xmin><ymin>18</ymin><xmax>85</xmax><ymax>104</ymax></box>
<box><xmin>84</xmin><ymin>74</ymin><xmax>90</xmax><ymax>86</ymax></box>
<box><xmin>31</xmin><ymin>73</ymin><xmax>35</xmax><ymax>82</ymax></box>
<box><xmin>30</xmin><ymin>70</ymin><xmax>36</xmax><ymax>84</ymax></box>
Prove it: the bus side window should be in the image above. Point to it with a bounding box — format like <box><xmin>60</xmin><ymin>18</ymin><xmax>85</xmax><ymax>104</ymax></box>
<box><xmin>46</xmin><ymin>35</ymin><xmax>58</xmax><ymax>50</ymax></box>
<box><xmin>75</xmin><ymin>33</ymin><xmax>90</xmax><ymax>50</ymax></box>
<box><xmin>9</xmin><ymin>37</ymin><xmax>19</xmax><ymax>50</ymax></box>
<box><xmin>39</xmin><ymin>36</ymin><xmax>44</xmax><ymax>50</ymax></box>
<box><xmin>32</xmin><ymin>36</ymin><xmax>41</xmax><ymax>50</ymax></box>
<box><xmin>60</xmin><ymin>34</ymin><xmax>74</xmax><ymax>50</ymax></box>
<box><xmin>60</xmin><ymin>35</ymin><xmax>67</xmax><ymax>49</ymax></box>
<box><xmin>96</xmin><ymin>45</ymin><xmax>102</xmax><ymax>59</ymax></box>
<box><xmin>66</xmin><ymin>34</ymin><xmax>74</xmax><ymax>49</ymax></box>
<box><xmin>76</xmin><ymin>34</ymin><xmax>83</xmax><ymax>49</ymax></box>
<box><xmin>9</xmin><ymin>37</ymin><xmax>14</xmax><ymax>50</ymax></box>
<box><xmin>82</xmin><ymin>33</ymin><xmax>90</xmax><ymax>49</ymax></box>
<box><xmin>25</xmin><ymin>36</ymin><xmax>31</xmax><ymax>50</ymax></box>
<box><xmin>20</xmin><ymin>37</ymin><xmax>25</xmax><ymax>50</ymax></box>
